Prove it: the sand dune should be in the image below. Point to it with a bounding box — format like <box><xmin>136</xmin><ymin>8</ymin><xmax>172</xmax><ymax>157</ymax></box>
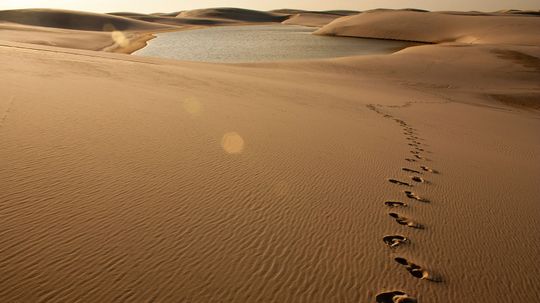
<box><xmin>272</xmin><ymin>9</ymin><xmax>359</xmax><ymax>16</ymax></box>
<box><xmin>109</xmin><ymin>13</ymin><xmax>235</xmax><ymax>26</ymax></box>
<box><xmin>0</xmin><ymin>6</ymin><xmax>539</xmax><ymax>303</ymax></box>
<box><xmin>315</xmin><ymin>10</ymin><xmax>540</xmax><ymax>45</ymax></box>
<box><xmin>1</xmin><ymin>37</ymin><xmax>539</xmax><ymax>302</ymax></box>
<box><xmin>0</xmin><ymin>9</ymin><xmax>179</xmax><ymax>52</ymax></box>
<box><xmin>177</xmin><ymin>7</ymin><xmax>289</xmax><ymax>22</ymax></box>
<box><xmin>282</xmin><ymin>12</ymin><xmax>344</xmax><ymax>27</ymax></box>
<box><xmin>0</xmin><ymin>9</ymin><xmax>172</xmax><ymax>31</ymax></box>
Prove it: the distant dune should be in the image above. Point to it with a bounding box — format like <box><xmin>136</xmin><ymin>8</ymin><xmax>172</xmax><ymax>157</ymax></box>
<box><xmin>271</xmin><ymin>9</ymin><xmax>359</xmax><ymax>16</ymax></box>
<box><xmin>108</xmin><ymin>12</ymin><xmax>235</xmax><ymax>26</ymax></box>
<box><xmin>315</xmin><ymin>10</ymin><xmax>540</xmax><ymax>45</ymax></box>
<box><xmin>282</xmin><ymin>13</ymin><xmax>345</xmax><ymax>27</ymax></box>
<box><xmin>0</xmin><ymin>9</ymin><xmax>171</xmax><ymax>31</ymax></box>
<box><xmin>0</xmin><ymin>9</ymin><xmax>178</xmax><ymax>53</ymax></box>
<box><xmin>177</xmin><ymin>7</ymin><xmax>289</xmax><ymax>22</ymax></box>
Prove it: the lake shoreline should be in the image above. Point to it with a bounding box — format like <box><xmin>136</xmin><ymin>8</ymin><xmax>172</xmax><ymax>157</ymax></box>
<box><xmin>134</xmin><ymin>24</ymin><xmax>419</xmax><ymax>63</ymax></box>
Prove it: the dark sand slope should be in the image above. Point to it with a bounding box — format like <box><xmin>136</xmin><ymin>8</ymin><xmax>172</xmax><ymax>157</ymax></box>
<box><xmin>0</xmin><ymin>9</ymin><xmax>171</xmax><ymax>31</ymax></box>
<box><xmin>177</xmin><ymin>7</ymin><xmax>289</xmax><ymax>22</ymax></box>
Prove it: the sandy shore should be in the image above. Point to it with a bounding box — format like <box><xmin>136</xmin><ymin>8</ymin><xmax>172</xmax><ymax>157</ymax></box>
<box><xmin>1</xmin><ymin>8</ymin><xmax>539</xmax><ymax>303</ymax></box>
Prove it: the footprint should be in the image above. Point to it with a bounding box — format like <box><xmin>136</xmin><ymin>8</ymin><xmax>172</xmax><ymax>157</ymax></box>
<box><xmin>388</xmin><ymin>179</ymin><xmax>413</xmax><ymax>187</ymax></box>
<box><xmin>383</xmin><ymin>235</ymin><xmax>408</xmax><ymax>247</ymax></box>
<box><xmin>421</xmin><ymin>166</ymin><xmax>439</xmax><ymax>174</ymax></box>
<box><xmin>410</xmin><ymin>150</ymin><xmax>421</xmax><ymax>155</ymax></box>
<box><xmin>402</xmin><ymin>168</ymin><xmax>421</xmax><ymax>174</ymax></box>
<box><xmin>385</xmin><ymin>201</ymin><xmax>408</xmax><ymax>207</ymax></box>
<box><xmin>414</xmin><ymin>154</ymin><xmax>428</xmax><ymax>160</ymax></box>
<box><xmin>404</xmin><ymin>191</ymin><xmax>430</xmax><ymax>202</ymax></box>
<box><xmin>394</xmin><ymin>257</ymin><xmax>442</xmax><ymax>282</ymax></box>
<box><xmin>389</xmin><ymin>213</ymin><xmax>424</xmax><ymax>229</ymax></box>
<box><xmin>405</xmin><ymin>158</ymin><xmax>417</xmax><ymax>162</ymax></box>
<box><xmin>376</xmin><ymin>291</ymin><xmax>417</xmax><ymax>303</ymax></box>
<box><xmin>411</xmin><ymin>176</ymin><xmax>425</xmax><ymax>183</ymax></box>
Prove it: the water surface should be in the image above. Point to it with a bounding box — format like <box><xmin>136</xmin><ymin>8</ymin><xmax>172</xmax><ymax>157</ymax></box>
<box><xmin>135</xmin><ymin>25</ymin><xmax>417</xmax><ymax>63</ymax></box>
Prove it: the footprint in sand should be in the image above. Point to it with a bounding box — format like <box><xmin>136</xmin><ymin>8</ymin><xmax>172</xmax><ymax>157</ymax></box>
<box><xmin>404</xmin><ymin>191</ymin><xmax>430</xmax><ymax>202</ymax></box>
<box><xmin>402</xmin><ymin>168</ymin><xmax>421</xmax><ymax>174</ymax></box>
<box><xmin>385</xmin><ymin>201</ymin><xmax>408</xmax><ymax>208</ymax></box>
<box><xmin>394</xmin><ymin>257</ymin><xmax>442</xmax><ymax>282</ymax></box>
<box><xmin>405</xmin><ymin>158</ymin><xmax>417</xmax><ymax>162</ymax></box>
<box><xmin>376</xmin><ymin>291</ymin><xmax>417</xmax><ymax>303</ymax></box>
<box><xmin>411</xmin><ymin>176</ymin><xmax>425</xmax><ymax>183</ymax></box>
<box><xmin>410</xmin><ymin>150</ymin><xmax>421</xmax><ymax>155</ymax></box>
<box><xmin>421</xmin><ymin>166</ymin><xmax>438</xmax><ymax>174</ymax></box>
<box><xmin>388</xmin><ymin>179</ymin><xmax>413</xmax><ymax>187</ymax></box>
<box><xmin>389</xmin><ymin>213</ymin><xmax>424</xmax><ymax>229</ymax></box>
<box><xmin>383</xmin><ymin>235</ymin><xmax>408</xmax><ymax>248</ymax></box>
<box><xmin>414</xmin><ymin>154</ymin><xmax>428</xmax><ymax>160</ymax></box>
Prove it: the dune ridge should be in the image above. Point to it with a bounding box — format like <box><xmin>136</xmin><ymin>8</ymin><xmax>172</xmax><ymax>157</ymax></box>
<box><xmin>0</xmin><ymin>9</ymin><xmax>180</xmax><ymax>53</ymax></box>
<box><xmin>281</xmin><ymin>13</ymin><xmax>344</xmax><ymax>27</ymax></box>
<box><xmin>0</xmin><ymin>8</ymin><xmax>172</xmax><ymax>31</ymax></box>
<box><xmin>177</xmin><ymin>7</ymin><xmax>289</xmax><ymax>22</ymax></box>
<box><xmin>315</xmin><ymin>10</ymin><xmax>540</xmax><ymax>45</ymax></box>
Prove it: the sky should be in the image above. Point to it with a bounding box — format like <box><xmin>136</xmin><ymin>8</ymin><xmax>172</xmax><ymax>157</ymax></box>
<box><xmin>0</xmin><ymin>0</ymin><xmax>538</xmax><ymax>13</ymax></box>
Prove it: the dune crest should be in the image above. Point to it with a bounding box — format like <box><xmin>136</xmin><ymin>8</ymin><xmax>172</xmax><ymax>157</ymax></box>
<box><xmin>177</xmin><ymin>7</ymin><xmax>289</xmax><ymax>22</ymax></box>
<box><xmin>0</xmin><ymin>8</ymin><xmax>172</xmax><ymax>31</ymax></box>
<box><xmin>315</xmin><ymin>10</ymin><xmax>540</xmax><ymax>45</ymax></box>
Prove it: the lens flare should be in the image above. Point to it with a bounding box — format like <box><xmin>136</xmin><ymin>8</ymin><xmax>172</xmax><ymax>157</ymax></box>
<box><xmin>111</xmin><ymin>31</ymin><xmax>129</xmax><ymax>48</ymax></box>
<box><xmin>221</xmin><ymin>132</ymin><xmax>244</xmax><ymax>154</ymax></box>
<box><xmin>183</xmin><ymin>97</ymin><xmax>203</xmax><ymax>115</ymax></box>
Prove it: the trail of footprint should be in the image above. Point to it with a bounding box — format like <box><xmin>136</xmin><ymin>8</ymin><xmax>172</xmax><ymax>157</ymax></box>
<box><xmin>383</xmin><ymin>235</ymin><xmax>408</xmax><ymax>248</ymax></box>
<box><xmin>402</xmin><ymin>168</ymin><xmax>421</xmax><ymax>174</ymax></box>
<box><xmin>404</xmin><ymin>191</ymin><xmax>430</xmax><ymax>202</ymax></box>
<box><xmin>388</xmin><ymin>179</ymin><xmax>413</xmax><ymax>187</ymax></box>
<box><xmin>385</xmin><ymin>201</ymin><xmax>407</xmax><ymax>208</ymax></box>
<box><xmin>394</xmin><ymin>257</ymin><xmax>442</xmax><ymax>282</ymax></box>
<box><xmin>389</xmin><ymin>213</ymin><xmax>424</xmax><ymax>229</ymax></box>
<box><xmin>376</xmin><ymin>291</ymin><xmax>417</xmax><ymax>303</ymax></box>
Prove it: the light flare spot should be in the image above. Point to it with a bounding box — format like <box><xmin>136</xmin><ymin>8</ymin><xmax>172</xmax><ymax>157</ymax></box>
<box><xmin>183</xmin><ymin>97</ymin><xmax>203</xmax><ymax>115</ymax></box>
<box><xmin>221</xmin><ymin>132</ymin><xmax>244</xmax><ymax>154</ymax></box>
<box><xmin>111</xmin><ymin>30</ymin><xmax>129</xmax><ymax>48</ymax></box>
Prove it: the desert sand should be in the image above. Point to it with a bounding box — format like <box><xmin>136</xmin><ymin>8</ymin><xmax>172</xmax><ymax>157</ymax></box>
<box><xmin>0</xmin><ymin>7</ymin><xmax>539</xmax><ymax>303</ymax></box>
